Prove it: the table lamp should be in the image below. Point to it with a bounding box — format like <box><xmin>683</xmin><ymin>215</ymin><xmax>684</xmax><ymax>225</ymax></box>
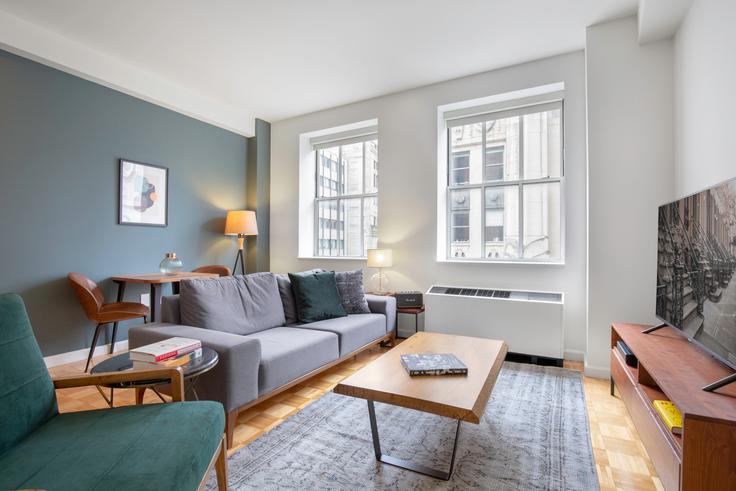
<box><xmin>225</xmin><ymin>210</ymin><xmax>258</xmax><ymax>275</ymax></box>
<box><xmin>367</xmin><ymin>248</ymin><xmax>392</xmax><ymax>293</ymax></box>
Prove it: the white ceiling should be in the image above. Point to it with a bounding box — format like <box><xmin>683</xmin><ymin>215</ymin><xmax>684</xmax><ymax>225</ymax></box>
<box><xmin>0</xmin><ymin>0</ymin><xmax>638</xmax><ymax>136</ymax></box>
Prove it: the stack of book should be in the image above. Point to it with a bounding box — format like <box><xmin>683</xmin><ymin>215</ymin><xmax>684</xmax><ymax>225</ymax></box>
<box><xmin>130</xmin><ymin>337</ymin><xmax>202</xmax><ymax>369</ymax></box>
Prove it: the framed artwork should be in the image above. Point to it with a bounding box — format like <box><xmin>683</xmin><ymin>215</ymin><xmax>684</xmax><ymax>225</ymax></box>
<box><xmin>118</xmin><ymin>159</ymin><xmax>168</xmax><ymax>227</ymax></box>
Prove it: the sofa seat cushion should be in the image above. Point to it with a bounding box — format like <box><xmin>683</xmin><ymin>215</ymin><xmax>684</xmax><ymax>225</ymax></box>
<box><xmin>296</xmin><ymin>314</ymin><xmax>386</xmax><ymax>356</ymax></box>
<box><xmin>0</xmin><ymin>401</ymin><xmax>224</xmax><ymax>491</ymax></box>
<box><xmin>243</xmin><ymin>327</ymin><xmax>339</xmax><ymax>395</ymax></box>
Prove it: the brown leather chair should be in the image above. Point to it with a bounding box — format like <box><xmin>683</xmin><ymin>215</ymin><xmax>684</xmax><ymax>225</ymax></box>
<box><xmin>68</xmin><ymin>272</ymin><xmax>149</xmax><ymax>371</ymax></box>
<box><xmin>193</xmin><ymin>265</ymin><xmax>232</xmax><ymax>276</ymax></box>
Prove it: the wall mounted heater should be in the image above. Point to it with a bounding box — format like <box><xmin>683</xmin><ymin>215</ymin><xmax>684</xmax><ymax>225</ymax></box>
<box><xmin>425</xmin><ymin>285</ymin><xmax>564</xmax><ymax>363</ymax></box>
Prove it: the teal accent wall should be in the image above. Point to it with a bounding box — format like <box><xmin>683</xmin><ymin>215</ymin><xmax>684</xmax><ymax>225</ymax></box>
<box><xmin>0</xmin><ymin>48</ymin><xmax>249</xmax><ymax>356</ymax></box>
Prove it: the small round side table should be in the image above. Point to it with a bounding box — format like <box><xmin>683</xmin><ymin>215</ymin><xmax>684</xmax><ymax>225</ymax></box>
<box><xmin>90</xmin><ymin>347</ymin><xmax>218</xmax><ymax>406</ymax></box>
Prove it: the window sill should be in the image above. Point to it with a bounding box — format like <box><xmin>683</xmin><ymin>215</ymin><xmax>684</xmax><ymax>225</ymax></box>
<box><xmin>298</xmin><ymin>256</ymin><xmax>367</xmax><ymax>261</ymax></box>
<box><xmin>437</xmin><ymin>258</ymin><xmax>565</xmax><ymax>266</ymax></box>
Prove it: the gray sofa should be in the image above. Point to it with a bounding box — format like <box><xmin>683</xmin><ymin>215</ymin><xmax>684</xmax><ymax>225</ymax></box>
<box><xmin>128</xmin><ymin>272</ymin><xmax>396</xmax><ymax>448</ymax></box>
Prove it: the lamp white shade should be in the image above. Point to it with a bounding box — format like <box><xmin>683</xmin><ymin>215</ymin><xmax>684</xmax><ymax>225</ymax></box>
<box><xmin>367</xmin><ymin>249</ymin><xmax>392</xmax><ymax>268</ymax></box>
<box><xmin>225</xmin><ymin>210</ymin><xmax>258</xmax><ymax>236</ymax></box>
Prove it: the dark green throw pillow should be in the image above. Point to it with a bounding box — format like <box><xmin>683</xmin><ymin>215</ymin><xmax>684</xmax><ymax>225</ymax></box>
<box><xmin>288</xmin><ymin>271</ymin><xmax>347</xmax><ymax>324</ymax></box>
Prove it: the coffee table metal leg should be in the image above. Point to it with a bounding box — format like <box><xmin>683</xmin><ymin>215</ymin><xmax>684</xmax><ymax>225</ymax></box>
<box><xmin>367</xmin><ymin>399</ymin><xmax>461</xmax><ymax>481</ymax></box>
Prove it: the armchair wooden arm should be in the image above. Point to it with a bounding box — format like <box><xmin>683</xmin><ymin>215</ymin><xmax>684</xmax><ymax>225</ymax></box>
<box><xmin>53</xmin><ymin>367</ymin><xmax>185</xmax><ymax>402</ymax></box>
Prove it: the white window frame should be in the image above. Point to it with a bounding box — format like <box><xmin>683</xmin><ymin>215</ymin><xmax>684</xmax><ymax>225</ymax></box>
<box><xmin>312</xmin><ymin>134</ymin><xmax>378</xmax><ymax>258</ymax></box>
<box><xmin>440</xmin><ymin>97</ymin><xmax>565</xmax><ymax>264</ymax></box>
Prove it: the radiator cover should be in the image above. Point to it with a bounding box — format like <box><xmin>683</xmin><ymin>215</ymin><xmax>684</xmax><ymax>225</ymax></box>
<box><xmin>425</xmin><ymin>285</ymin><xmax>564</xmax><ymax>360</ymax></box>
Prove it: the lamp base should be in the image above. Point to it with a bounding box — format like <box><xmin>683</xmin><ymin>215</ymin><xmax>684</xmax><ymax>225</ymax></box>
<box><xmin>233</xmin><ymin>249</ymin><xmax>245</xmax><ymax>275</ymax></box>
<box><xmin>369</xmin><ymin>271</ymin><xmax>390</xmax><ymax>294</ymax></box>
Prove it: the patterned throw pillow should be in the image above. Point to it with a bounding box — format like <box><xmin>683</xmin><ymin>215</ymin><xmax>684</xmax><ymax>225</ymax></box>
<box><xmin>335</xmin><ymin>269</ymin><xmax>371</xmax><ymax>314</ymax></box>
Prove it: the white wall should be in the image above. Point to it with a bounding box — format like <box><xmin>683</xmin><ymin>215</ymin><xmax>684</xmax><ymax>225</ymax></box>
<box><xmin>674</xmin><ymin>0</ymin><xmax>736</xmax><ymax>196</ymax></box>
<box><xmin>586</xmin><ymin>16</ymin><xmax>674</xmax><ymax>376</ymax></box>
<box><xmin>271</xmin><ymin>52</ymin><xmax>589</xmax><ymax>360</ymax></box>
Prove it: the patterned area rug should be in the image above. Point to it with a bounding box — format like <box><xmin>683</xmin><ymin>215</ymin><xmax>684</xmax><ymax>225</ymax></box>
<box><xmin>208</xmin><ymin>362</ymin><xmax>599</xmax><ymax>490</ymax></box>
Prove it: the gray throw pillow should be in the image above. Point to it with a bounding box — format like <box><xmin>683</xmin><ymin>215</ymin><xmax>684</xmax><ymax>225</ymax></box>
<box><xmin>276</xmin><ymin>269</ymin><xmax>324</xmax><ymax>325</ymax></box>
<box><xmin>335</xmin><ymin>269</ymin><xmax>371</xmax><ymax>314</ymax></box>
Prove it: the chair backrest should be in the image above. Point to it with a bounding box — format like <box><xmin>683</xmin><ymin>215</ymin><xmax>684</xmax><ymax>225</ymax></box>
<box><xmin>193</xmin><ymin>265</ymin><xmax>232</xmax><ymax>277</ymax></box>
<box><xmin>67</xmin><ymin>272</ymin><xmax>104</xmax><ymax>320</ymax></box>
<box><xmin>0</xmin><ymin>293</ymin><xmax>58</xmax><ymax>454</ymax></box>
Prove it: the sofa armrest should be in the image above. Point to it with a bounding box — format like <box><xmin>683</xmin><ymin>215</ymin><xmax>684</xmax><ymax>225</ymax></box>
<box><xmin>365</xmin><ymin>294</ymin><xmax>397</xmax><ymax>333</ymax></box>
<box><xmin>128</xmin><ymin>322</ymin><xmax>261</xmax><ymax>412</ymax></box>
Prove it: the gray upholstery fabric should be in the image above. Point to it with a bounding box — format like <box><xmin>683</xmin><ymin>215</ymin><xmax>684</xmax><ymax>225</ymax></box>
<box><xmin>128</xmin><ymin>322</ymin><xmax>261</xmax><ymax>412</ymax></box>
<box><xmin>242</xmin><ymin>327</ymin><xmax>338</xmax><ymax>395</ymax></box>
<box><xmin>334</xmin><ymin>269</ymin><xmax>370</xmax><ymax>314</ymax></box>
<box><xmin>160</xmin><ymin>295</ymin><xmax>181</xmax><ymax>324</ymax></box>
<box><xmin>180</xmin><ymin>273</ymin><xmax>285</xmax><ymax>335</ymax></box>
<box><xmin>276</xmin><ymin>269</ymin><xmax>323</xmax><ymax>325</ymax></box>
<box><xmin>366</xmin><ymin>294</ymin><xmax>397</xmax><ymax>333</ymax></box>
<box><xmin>297</xmin><ymin>314</ymin><xmax>386</xmax><ymax>356</ymax></box>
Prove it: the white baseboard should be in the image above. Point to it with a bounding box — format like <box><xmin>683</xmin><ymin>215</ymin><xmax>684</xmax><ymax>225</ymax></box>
<box><xmin>44</xmin><ymin>340</ymin><xmax>129</xmax><ymax>368</ymax></box>
<box><xmin>584</xmin><ymin>362</ymin><xmax>610</xmax><ymax>379</ymax></box>
<box><xmin>563</xmin><ymin>349</ymin><xmax>585</xmax><ymax>362</ymax></box>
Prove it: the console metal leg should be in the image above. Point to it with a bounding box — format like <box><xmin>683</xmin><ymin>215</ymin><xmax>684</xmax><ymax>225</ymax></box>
<box><xmin>367</xmin><ymin>399</ymin><xmax>461</xmax><ymax>481</ymax></box>
<box><xmin>610</xmin><ymin>377</ymin><xmax>615</xmax><ymax>397</ymax></box>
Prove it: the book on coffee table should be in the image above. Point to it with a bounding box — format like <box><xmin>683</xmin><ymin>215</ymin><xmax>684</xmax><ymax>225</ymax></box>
<box><xmin>400</xmin><ymin>353</ymin><xmax>468</xmax><ymax>376</ymax></box>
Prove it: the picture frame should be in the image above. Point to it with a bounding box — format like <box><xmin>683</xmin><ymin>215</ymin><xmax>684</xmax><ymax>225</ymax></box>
<box><xmin>118</xmin><ymin>159</ymin><xmax>169</xmax><ymax>227</ymax></box>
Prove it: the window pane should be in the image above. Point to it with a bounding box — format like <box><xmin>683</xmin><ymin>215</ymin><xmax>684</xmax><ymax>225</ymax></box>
<box><xmin>364</xmin><ymin>140</ymin><xmax>378</xmax><ymax>194</ymax></box>
<box><xmin>318</xmin><ymin>200</ymin><xmax>339</xmax><ymax>256</ymax></box>
<box><xmin>485</xmin><ymin>116</ymin><xmax>519</xmax><ymax>181</ymax></box>
<box><xmin>318</xmin><ymin>147</ymin><xmax>340</xmax><ymax>198</ymax></box>
<box><xmin>341</xmin><ymin>143</ymin><xmax>363</xmax><ymax>195</ymax></box>
<box><xmin>450</xmin><ymin>123</ymin><xmax>482</xmax><ymax>185</ymax></box>
<box><xmin>363</xmin><ymin>196</ymin><xmax>378</xmax><ymax>253</ymax></box>
<box><xmin>449</xmin><ymin>188</ymin><xmax>482</xmax><ymax>258</ymax></box>
<box><xmin>523</xmin><ymin>108</ymin><xmax>562</xmax><ymax>179</ymax></box>
<box><xmin>484</xmin><ymin>186</ymin><xmax>519</xmax><ymax>259</ymax></box>
<box><xmin>339</xmin><ymin>198</ymin><xmax>363</xmax><ymax>256</ymax></box>
<box><xmin>523</xmin><ymin>182</ymin><xmax>561</xmax><ymax>259</ymax></box>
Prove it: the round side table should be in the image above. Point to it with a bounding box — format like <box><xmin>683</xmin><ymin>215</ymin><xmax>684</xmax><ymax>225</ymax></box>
<box><xmin>90</xmin><ymin>347</ymin><xmax>218</xmax><ymax>406</ymax></box>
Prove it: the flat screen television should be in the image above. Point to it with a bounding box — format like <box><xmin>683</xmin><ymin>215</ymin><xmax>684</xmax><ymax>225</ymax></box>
<box><xmin>655</xmin><ymin>176</ymin><xmax>736</xmax><ymax>390</ymax></box>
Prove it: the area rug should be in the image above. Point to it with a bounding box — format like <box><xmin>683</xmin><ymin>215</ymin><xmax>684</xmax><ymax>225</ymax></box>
<box><xmin>207</xmin><ymin>362</ymin><xmax>599</xmax><ymax>490</ymax></box>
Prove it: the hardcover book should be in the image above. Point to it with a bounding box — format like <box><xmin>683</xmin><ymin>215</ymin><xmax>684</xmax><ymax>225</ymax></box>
<box><xmin>652</xmin><ymin>400</ymin><xmax>682</xmax><ymax>435</ymax></box>
<box><xmin>130</xmin><ymin>337</ymin><xmax>202</xmax><ymax>363</ymax></box>
<box><xmin>400</xmin><ymin>353</ymin><xmax>468</xmax><ymax>376</ymax></box>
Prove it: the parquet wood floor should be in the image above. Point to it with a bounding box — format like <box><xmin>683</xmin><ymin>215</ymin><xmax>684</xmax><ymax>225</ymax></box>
<box><xmin>50</xmin><ymin>347</ymin><xmax>662</xmax><ymax>490</ymax></box>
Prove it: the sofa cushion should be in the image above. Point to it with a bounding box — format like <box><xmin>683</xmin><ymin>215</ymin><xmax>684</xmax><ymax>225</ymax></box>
<box><xmin>0</xmin><ymin>293</ymin><xmax>58</xmax><ymax>455</ymax></box>
<box><xmin>335</xmin><ymin>269</ymin><xmax>371</xmax><ymax>314</ymax></box>
<box><xmin>0</xmin><ymin>401</ymin><xmax>224</xmax><ymax>491</ymax></box>
<box><xmin>296</xmin><ymin>314</ymin><xmax>387</xmax><ymax>356</ymax></box>
<box><xmin>180</xmin><ymin>273</ymin><xmax>285</xmax><ymax>335</ymax></box>
<box><xmin>289</xmin><ymin>271</ymin><xmax>347</xmax><ymax>324</ymax></box>
<box><xmin>243</xmin><ymin>327</ymin><xmax>339</xmax><ymax>395</ymax></box>
<box><xmin>275</xmin><ymin>269</ymin><xmax>323</xmax><ymax>325</ymax></box>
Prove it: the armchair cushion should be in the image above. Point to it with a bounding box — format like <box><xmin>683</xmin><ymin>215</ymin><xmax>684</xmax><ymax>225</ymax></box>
<box><xmin>0</xmin><ymin>401</ymin><xmax>224</xmax><ymax>491</ymax></box>
<box><xmin>0</xmin><ymin>293</ymin><xmax>57</xmax><ymax>454</ymax></box>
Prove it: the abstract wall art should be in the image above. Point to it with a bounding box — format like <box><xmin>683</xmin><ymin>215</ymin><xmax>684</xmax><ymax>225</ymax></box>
<box><xmin>118</xmin><ymin>159</ymin><xmax>168</xmax><ymax>226</ymax></box>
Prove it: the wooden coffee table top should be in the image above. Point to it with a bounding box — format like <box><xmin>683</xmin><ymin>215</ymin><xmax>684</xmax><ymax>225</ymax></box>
<box><xmin>334</xmin><ymin>332</ymin><xmax>508</xmax><ymax>423</ymax></box>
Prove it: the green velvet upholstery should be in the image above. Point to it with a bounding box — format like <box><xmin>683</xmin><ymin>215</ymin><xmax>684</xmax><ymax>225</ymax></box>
<box><xmin>288</xmin><ymin>271</ymin><xmax>347</xmax><ymax>324</ymax></box>
<box><xmin>0</xmin><ymin>293</ymin><xmax>58</xmax><ymax>454</ymax></box>
<box><xmin>0</xmin><ymin>402</ymin><xmax>224</xmax><ymax>491</ymax></box>
<box><xmin>0</xmin><ymin>293</ymin><xmax>225</xmax><ymax>491</ymax></box>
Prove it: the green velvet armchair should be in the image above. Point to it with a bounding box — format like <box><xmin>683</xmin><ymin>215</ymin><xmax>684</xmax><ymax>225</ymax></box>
<box><xmin>0</xmin><ymin>293</ymin><xmax>227</xmax><ymax>491</ymax></box>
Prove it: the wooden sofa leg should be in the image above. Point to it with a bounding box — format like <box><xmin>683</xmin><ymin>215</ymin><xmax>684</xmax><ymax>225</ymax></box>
<box><xmin>216</xmin><ymin>435</ymin><xmax>228</xmax><ymax>491</ymax></box>
<box><xmin>226</xmin><ymin>409</ymin><xmax>238</xmax><ymax>449</ymax></box>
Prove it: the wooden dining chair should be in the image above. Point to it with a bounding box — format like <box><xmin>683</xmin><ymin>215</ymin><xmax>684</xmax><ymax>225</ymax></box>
<box><xmin>67</xmin><ymin>272</ymin><xmax>149</xmax><ymax>371</ymax></box>
<box><xmin>193</xmin><ymin>265</ymin><xmax>232</xmax><ymax>276</ymax></box>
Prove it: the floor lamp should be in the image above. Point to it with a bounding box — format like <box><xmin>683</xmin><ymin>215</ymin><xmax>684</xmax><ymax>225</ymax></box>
<box><xmin>225</xmin><ymin>210</ymin><xmax>258</xmax><ymax>275</ymax></box>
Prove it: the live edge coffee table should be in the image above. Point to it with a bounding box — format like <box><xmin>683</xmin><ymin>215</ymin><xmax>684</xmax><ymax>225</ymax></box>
<box><xmin>334</xmin><ymin>332</ymin><xmax>508</xmax><ymax>480</ymax></box>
